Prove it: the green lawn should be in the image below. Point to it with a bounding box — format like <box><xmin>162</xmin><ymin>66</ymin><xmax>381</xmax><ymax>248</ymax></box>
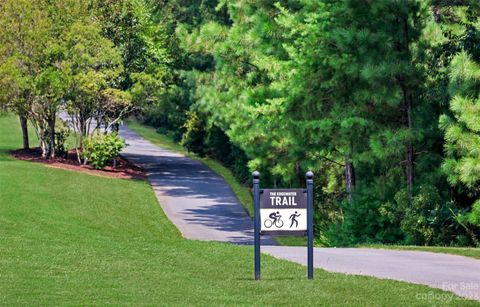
<box><xmin>361</xmin><ymin>244</ymin><xmax>480</xmax><ymax>260</ymax></box>
<box><xmin>1</xmin><ymin>113</ymin><xmax>478</xmax><ymax>305</ymax></box>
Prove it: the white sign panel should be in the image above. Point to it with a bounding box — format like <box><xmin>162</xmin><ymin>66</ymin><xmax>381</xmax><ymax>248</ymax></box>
<box><xmin>260</xmin><ymin>208</ymin><xmax>307</xmax><ymax>231</ymax></box>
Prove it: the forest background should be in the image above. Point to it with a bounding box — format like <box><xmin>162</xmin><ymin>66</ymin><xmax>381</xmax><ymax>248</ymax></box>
<box><xmin>2</xmin><ymin>0</ymin><xmax>480</xmax><ymax>247</ymax></box>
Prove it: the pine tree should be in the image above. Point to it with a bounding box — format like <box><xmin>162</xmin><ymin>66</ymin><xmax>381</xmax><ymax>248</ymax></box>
<box><xmin>180</xmin><ymin>0</ymin><xmax>429</xmax><ymax>243</ymax></box>
<box><xmin>179</xmin><ymin>1</ymin><xmax>296</xmax><ymax>186</ymax></box>
<box><xmin>175</xmin><ymin>0</ymin><xmax>471</xmax><ymax>244</ymax></box>
<box><xmin>277</xmin><ymin>0</ymin><xmax>429</xmax><ymax>243</ymax></box>
<box><xmin>441</xmin><ymin>51</ymin><xmax>480</xmax><ymax>240</ymax></box>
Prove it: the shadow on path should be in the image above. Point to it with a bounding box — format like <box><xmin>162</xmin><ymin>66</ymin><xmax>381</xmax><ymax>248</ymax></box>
<box><xmin>120</xmin><ymin>126</ymin><xmax>275</xmax><ymax>245</ymax></box>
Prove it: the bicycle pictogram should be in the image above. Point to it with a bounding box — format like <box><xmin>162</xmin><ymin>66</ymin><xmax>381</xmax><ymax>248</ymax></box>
<box><xmin>264</xmin><ymin>211</ymin><xmax>284</xmax><ymax>229</ymax></box>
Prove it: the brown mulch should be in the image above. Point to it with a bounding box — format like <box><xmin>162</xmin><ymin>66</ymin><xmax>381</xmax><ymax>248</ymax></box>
<box><xmin>11</xmin><ymin>148</ymin><xmax>147</xmax><ymax>181</ymax></box>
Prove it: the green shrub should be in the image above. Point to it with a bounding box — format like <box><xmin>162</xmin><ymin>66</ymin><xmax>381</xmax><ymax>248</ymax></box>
<box><xmin>391</xmin><ymin>186</ymin><xmax>460</xmax><ymax>246</ymax></box>
<box><xmin>328</xmin><ymin>186</ymin><xmax>404</xmax><ymax>246</ymax></box>
<box><xmin>180</xmin><ymin>110</ymin><xmax>206</xmax><ymax>156</ymax></box>
<box><xmin>456</xmin><ymin>200</ymin><xmax>480</xmax><ymax>246</ymax></box>
<box><xmin>55</xmin><ymin>119</ymin><xmax>70</xmax><ymax>158</ymax></box>
<box><xmin>465</xmin><ymin>202</ymin><xmax>480</xmax><ymax>227</ymax></box>
<box><xmin>204</xmin><ymin>125</ymin><xmax>250</xmax><ymax>183</ymax></box>
<box><xmin>82</xmin><ymin>133</ymin><xmax>125</xmax><ymax>169</ymax></box>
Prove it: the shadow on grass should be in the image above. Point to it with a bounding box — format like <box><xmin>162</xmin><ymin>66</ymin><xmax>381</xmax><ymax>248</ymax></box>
<box><xmin>235</xmin><ymin>276</ymin><xmax>299</xmax><ymax>281</ymax></box>
<box><xmin>0</xmin><ymin>149</ymin><xmax>15</xmax><ymax>161</ymax></box>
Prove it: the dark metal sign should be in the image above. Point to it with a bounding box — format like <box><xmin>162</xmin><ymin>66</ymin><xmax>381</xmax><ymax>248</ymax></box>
<box><xmin>260</xmin><ymin>189</ymin><xmax>307</xmax><ymax>232</ymax></box>
<box><xmin>252</xmin><ymin>171</ymin><xmax>314</xmax><ymax>281</ymax></box>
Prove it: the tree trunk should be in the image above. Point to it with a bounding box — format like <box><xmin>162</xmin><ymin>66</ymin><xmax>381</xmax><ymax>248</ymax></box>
<box><xmin>79</xmin><ymin>118</ymin><xmax>85</xmax><ymax>149</ymax></box>
<box><xmin>399</xmin><ymin>84</ymin><xmax>414</xmax><ymax>194</ymax></box>
<box><xmin>48</xmin><ymin>115</ymin><xmax>56</xmax><ymax>159</ymax></box>
<box><xmin>39</xmin><ymin>126</ymin><xmax>48</xmax><ymax>158</ymax></box>
<box><xmin>345</xmin><ymin>155</ymin><xmax>355</xmax><ymax>201</ymax></box>
<box><xmin>78</xmin><ymin>117</ymin><xmax>87</xmax><ymax>165</ymax></box>
<box><xmin>432</xmin><ymin>6</ymin><xmax>441</xmax><ymax>23</ymax></box>
<box><xmin>19</xmin><ymin>114</ymin><xmax>29</xmax><ymax>150</ymax></box>
<box><xmin>401</xmin><ymin>17</ymin><xmax>414</xmax><ymax>194</ymax></box>
<box><xmin>406</xmin><ymin>93</ymin><xmax>414</xmax><ymax>192</ymax></box>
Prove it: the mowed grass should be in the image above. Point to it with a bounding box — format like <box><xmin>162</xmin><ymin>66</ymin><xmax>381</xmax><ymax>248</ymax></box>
<box><xmin>1</xmin><ymin>114</ymin><xmax>478</xmax><ymax>306</ymax></box>
<box><xmin>361</xmin><ymin>244</ymin><xmax>480</xmax><ymax>260</ymax></box>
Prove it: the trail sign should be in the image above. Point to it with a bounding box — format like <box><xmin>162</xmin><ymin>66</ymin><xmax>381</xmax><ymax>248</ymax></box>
<box><xmin>260</xmin><ymin>189</ymin><xmax>307</xmax><ymax>232</ymax></box>
<box><xmin>252</xmin><ymin>171</ymin><xmax>314</xmax><ymax>281</ymax></box>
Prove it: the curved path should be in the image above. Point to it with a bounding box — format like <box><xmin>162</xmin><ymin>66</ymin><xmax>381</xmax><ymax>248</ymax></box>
<box><xmin>120</xmin><ymin>125</ymin><xmax>480</xmax><ymax>301</ymax></box>
<box><xmin>120</xmin><ymin>126</ymin><xmax>275</xmax><ymax>245</ymax></box>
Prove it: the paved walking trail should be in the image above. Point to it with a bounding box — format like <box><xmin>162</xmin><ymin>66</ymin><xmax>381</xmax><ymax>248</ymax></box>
<box><xmin>120</xmin><ymin>125</ymin><xmax>480</xmax><ymax>301</ymax></box>
<box><xmin>120</xmin><ymin>126</ymin><xmax>275</xmax><ymax>245</ymax></box>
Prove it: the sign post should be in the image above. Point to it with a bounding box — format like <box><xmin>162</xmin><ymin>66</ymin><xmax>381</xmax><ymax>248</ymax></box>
<box><xmin>252</xmin><ymin>171</ymin><xmax>314</xmax><ymax>280</ymax></box>
<box><xmin>306</xmin><ymin>171</ymin><xmax>314</xmax><ymax>279</ymax></box>
<box><xmin>252</xmin><ymin>171</ymin><xmax>261</xmax><ymax>281</ymax></box>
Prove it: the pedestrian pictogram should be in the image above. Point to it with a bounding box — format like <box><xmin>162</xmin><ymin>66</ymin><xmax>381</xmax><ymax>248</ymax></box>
<box><xmin>289</xmin><ymin>211</ymin><xmax>301</xmax><ymax>228</ymax></box>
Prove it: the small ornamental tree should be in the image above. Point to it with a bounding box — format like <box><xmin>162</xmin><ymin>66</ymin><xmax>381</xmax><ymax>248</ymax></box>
<box><xmin>62</xmin><ymin>22</ymin><xmax>125</xmax><ymax>149</ymax></box>
<box><xmin>0</xmin><ymin>0</ymin><xmax>49</xmax><ymax>151</ymax></box>
<box><xmin>100</xmin><ymin>89</ymin><xmax>133</xmax><ymax>132</ymax></box>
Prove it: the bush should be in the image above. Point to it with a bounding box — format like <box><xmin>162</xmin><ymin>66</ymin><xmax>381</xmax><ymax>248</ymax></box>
<box><xmin>180</xmin><ymin>110</ymin><xmax>206</xmax><ymax>156</ymax></box>
<box><xmin>456</xmin><ymin>200</ymin><xmax>480</xmax><ymax>246</ymax></box>
<box><xmin>228</xmin><ymin>145</ymin><xmax>250</xmax><ymax>184</ymax></box>
<box><xmin>204</xmin><ymin>125</ymin><xmax>231</xmax><ymax>163</ymax></box>
<box><xmin>55</xmin><ymin>119</ymin><xmax>70</xmax><ymax>158</ymax></box>
<box><xmin>392</xmin><ymin>186</ymin><xmax>460</xmax><ymax>245</ymax></box>
<box><xmin>202</xmin><ymin>124</ymin><xmax>250</xmax><ymax>183</ymax></box>
<box><xmin>82</xmin><ymin>133</ymin><xmax>125</xmax><ymax>169</ymax></box>
<box><xmin>328</xmin><ymin>184</ymin><xmax>404</xmax><ymax>246</ymax></box>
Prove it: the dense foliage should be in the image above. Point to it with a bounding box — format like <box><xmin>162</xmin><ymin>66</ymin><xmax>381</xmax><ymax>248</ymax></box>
<box><xmin>1</xmin><ymin>0</ymin><xmax>480</xmax><ymax>246</ymax></box>
<box><xmin>171</xmin><ymin>0</ymin><xmax>480</xmax><ymax>246</ymax></box>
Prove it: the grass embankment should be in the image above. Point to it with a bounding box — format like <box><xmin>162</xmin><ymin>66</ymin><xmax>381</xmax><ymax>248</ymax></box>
<box><xmin>1</xmin><ymin>113</ymin><xmax>477</xmax><ymax>305</ymax></box>
<box><xmin>361</xmin><ymin>244</ymin><xmax>480</xmax><ymax>260</ymax></box>
<box><xmin>125</xmin><ymin>119</ymin><xmax>304</xmax><ymax>246</ymax></box>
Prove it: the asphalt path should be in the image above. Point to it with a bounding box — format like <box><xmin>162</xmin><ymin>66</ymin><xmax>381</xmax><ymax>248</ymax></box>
<box><xmin>119</xmin><ymin>124</ymin><xmax>480</xmax><ymax>301</ymax></box>
<box><xmin>120</xmin><ymin>125</ymin><xmax>275</xmax><ymax>245</ymax></box>
<box><xmin>262</xmin><ymin>246</ymin><xmax>480</xmax><ymax>301</ymax></box>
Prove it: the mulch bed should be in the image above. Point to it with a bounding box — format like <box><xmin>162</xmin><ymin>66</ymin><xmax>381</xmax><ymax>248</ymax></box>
<box><xmin>11</xmin><ymin>148</ymin><xmax>147</xmax><ymax>181</ymax></box>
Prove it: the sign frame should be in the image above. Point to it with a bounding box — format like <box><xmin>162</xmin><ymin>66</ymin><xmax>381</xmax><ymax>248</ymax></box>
<box><xmin>260</xmin><ymin>188</ymin><xmax>307</xmax><ymax>235</ymax></box>
<box><xmin>252</xmin><ymin>171</ymin><xmax>314</xmax><ymax>280</ymax></box>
